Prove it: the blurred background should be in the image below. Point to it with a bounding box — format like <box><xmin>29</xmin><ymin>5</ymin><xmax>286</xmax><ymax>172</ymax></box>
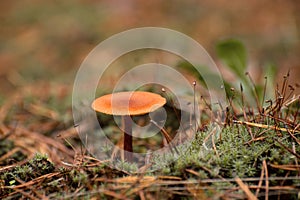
<box><xmin>1</xmin><ymin>0</ymin><xmax>299</xmax><ymax>96</ymax></box>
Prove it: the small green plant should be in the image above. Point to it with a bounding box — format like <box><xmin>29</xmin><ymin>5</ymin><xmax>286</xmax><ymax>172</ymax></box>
<box><xmin>216</xmin><ymin>39</ymin><xmax>247</xmax><ymax>81</ymax></box>
<box><xmin>215</xmin><ymin>38</ymin><xmax>277</xmax><ymax>106</ymax></box>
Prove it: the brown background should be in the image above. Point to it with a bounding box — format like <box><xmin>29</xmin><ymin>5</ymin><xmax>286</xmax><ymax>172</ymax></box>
<box><xmin>0</xmin><ymin>0</ymin><xmax>299</xmax><ymax>95</ymax></box>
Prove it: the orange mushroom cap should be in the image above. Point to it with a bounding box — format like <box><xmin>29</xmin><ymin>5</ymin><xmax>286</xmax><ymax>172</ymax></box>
<box><xmin>92</xmin><ymin>91</ymin><xmax>166</xmax><ymax>116</ymax></box>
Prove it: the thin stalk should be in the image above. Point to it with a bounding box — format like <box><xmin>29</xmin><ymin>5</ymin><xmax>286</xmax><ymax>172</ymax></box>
<box><xmin>123</xmin><ymin>115</ymin><xmax>133</xmax><ymax>162</ymax></box>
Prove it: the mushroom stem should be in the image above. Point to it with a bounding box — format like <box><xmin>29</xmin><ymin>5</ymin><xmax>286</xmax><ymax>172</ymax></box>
<box><xmin>123</xmin><ymin>115</ymin><xmax>133</xmax><ymax>162</ymax></box>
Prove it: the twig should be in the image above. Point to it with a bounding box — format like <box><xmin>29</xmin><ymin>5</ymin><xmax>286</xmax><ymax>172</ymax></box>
<box><xmin>262</xmin><ymin>160</ymin><xmax>269</xmax><ymax>200</ymax></box>
<box><xmin>150</xmin><ymin>120</ymin><xmax>179</xmax><ymax>155</ymax></box>
<box><xmin>11</xmin><ymin>188</ymin><xmax>40</xmax><ymax>200</ymax></box>
<box><xmin>3</xmin><ymin>172</ymin><xmax>61</xmax><ymax>189</ymax></box>
<box><xmin>292</xmin><ymin>142</ymin><xmax>300</xmax><ymax>175</ymax></box>
<box><xmin>235</xmin><ymin>177</ymin><xmax>257</xmax><ymax>200</ymax></box>
<box><xmin>255</xmin><ymin>161</ymin><xmax>265</xmax><ymax>197</ymax></box>
<box><xmin>233</xmin><ymin>120</ymin><xmax>300</xmax><ymax>133</ymax></box>
<box><xmin>211</xmin><ymin>129</ymin><xmax>219</xmax><ymax>158</ymax></box>
<box><xmin>0</xmin><ymin>147</ymin><xmax>22</xmax><ymax>163</ymax></box>
<box><xmin>274</xmin><ymin>138</ymin><xmax>300</xmax><ymax>159</ymax></box>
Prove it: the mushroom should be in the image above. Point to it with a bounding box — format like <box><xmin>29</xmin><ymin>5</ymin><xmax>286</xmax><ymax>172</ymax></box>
<box><xmin>92</xmin><ymin>91</ymin><xmax>166</xmax><ymax>162</ymax></box>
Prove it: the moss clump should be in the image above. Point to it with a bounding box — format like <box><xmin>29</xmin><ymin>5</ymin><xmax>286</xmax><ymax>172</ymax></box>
<box><xmin>0</xmin><ymin>153</ymin><xmax>55</xmax><ymax>186</ymax></box>
<box><xmin>151</xmin><ymin>125</ymin><xmax>299</xmax><ymax>180</ymax></box>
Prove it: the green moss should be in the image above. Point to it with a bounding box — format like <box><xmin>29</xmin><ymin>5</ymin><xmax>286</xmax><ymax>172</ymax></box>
<box><xmin>0</xmin><ymin>153</ymin><xmax>54</xmax><ymax>186</ymax></box>
<box><xmin>69</xmin><ymin>169</ymin><xmax>88</xmax><ymax>186</ymax></box>
<box><xmin>114</xmin><ymin>160</ymin><xmax>138</xmax><ymax>172</ymax></box>
<box><xmin>150</xmin><ymin>124</ymin><xmax>299</xmax><ymax>181</ymax></box>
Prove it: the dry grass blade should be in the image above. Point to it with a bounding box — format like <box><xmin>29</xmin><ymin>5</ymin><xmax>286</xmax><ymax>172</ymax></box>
<box><xmin>126</xmin><ymin>178</ymin><xmax>157</xmax><ymax>195</ymax></box>
<box><xmin>0</xmin><ymin>95</ymin><xmax>19</xmax><ymax>123</ymax></box>
<box><xmin>211</xmin><ymin>127</ymin><xmax>219</xmax><ymax>158</ymax></box>
<box><xmin>248</xmin><ymin>185</ymin><xmax>298</xmax><ymax>190</ymax></box>
<box><xmin>245</xmin><ymin>136</ymin><xmax>267</xmax><ymax>145</ymax></box>
<box><xmin>186</xmin><ymin>183</ymin><xmax>208</xmax><ymax>200</ymax></box>
<box><xmin>138</xmin><ymin>190</ymin><xmax>146</xmax><ymax>200</ymax></box>
<box><xmin>57</xmin><ymin>127</ymin><xmax>78</xmax><ymax>139</ymax></box>
<box><xmin>0</xmin><ymin>95</ymin><xmax>20</xmax><ymax>138</ymax></box>
<box><xmin>233</xmin><ymin>120</ymin><xmax>300</xmax><ymax>133</ymax></box>
<box><xmin>103</xmin><ymin>190</ymin><xmax>129</xmax><ymax>200</ymax></box>
<box><xmin>0</xmin><ymin>147</ymin><xmax>21</xmax><ymax>163</ymax></box>
<box><xmin>263</xmin><ymin>160</ymin><xmax>269</xmax><ymax>200</ymax></box>
<box><xmin>235</xmin><ymin>177</ymin><xmax>257</xmax><ymax>200</ymax></box>
<box><xmin>269</xmin><ymin>164</ymin><xmax>300</xmax><ymax>171</ymax></box>
<box><xmin>274</xmin><ymin>138</ymin><xmax>300</xmax><ymax>159</ymax></box>
<box><xmin>115</xmin><ymin>176</ymin><xmax>156</xmax><ymax>183</ymax></box>
<box><xmin>27</xmin><ymin>103</ymin><xmax>59</xmax><ymax>121</ymax></box>
<box><xmin>255</xmin><ymin>161</ymin><xmax>265</xmax><ymax>197</ymax></box>
<box><xmin>3</xmin><ymin>172</ymin><xmax>61</xmax><ymax>189</ymax></box>
<box><xmin>11</xmin><ymin>188</ymin><xmax>40</xmax><ymax>200</ymax></box>
<box><xmin>150</xmin><ymin>120</ymin><xmax>179</xmax><ymax>154</ymax></box>
<box><xmin>185</xmin><ymin>169</ymin><xmax>201</xmax><ymax>177</ymax></box>
<box><xmin>157</xmin><ymin>176</ymin><xmax>182</xmax><ymax>180</ymax></box>
<box><xmin>8</xmin><ymin>126</ymin><xmax>74</xmax><ymax>164</ymax></box>
<box><xmin>202</xmin><ymin>125</ymin><xmax>219</xmax><ymax>152</ymax></box>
